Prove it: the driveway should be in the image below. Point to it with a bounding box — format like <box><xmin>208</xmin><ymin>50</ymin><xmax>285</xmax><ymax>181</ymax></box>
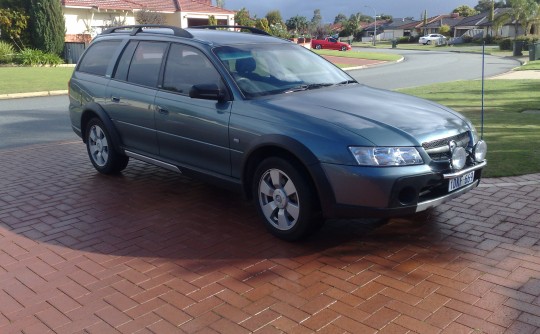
<box><xmin>1</xmin><ymin>141</ymin><xmax>539</xmax><ymax>333</ymax></box>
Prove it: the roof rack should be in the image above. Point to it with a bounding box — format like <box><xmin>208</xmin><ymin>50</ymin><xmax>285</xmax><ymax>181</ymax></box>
<box><xmin>101</xmin><ymin>25</ymin><xmax>193</xmax><ymax>38</ymax></box>
<box><xmin>190</xmin><ymin>25</ymin><xmax>271</xmax><ymax>36</ymax></box>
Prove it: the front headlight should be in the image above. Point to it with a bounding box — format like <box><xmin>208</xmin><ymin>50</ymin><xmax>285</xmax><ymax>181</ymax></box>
<box><xmin>349</xmin><ymin>147</ymin><xmax>424</xmax><ymax>166</ymax></box>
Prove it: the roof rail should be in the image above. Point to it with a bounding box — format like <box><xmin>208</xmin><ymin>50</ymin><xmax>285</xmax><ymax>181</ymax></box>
<box><xmin>190</xmin><ymin>25</ymin><xmax>271</xmax><ymax>36</ymax></box>
<box><xmin>101</xmin><ymin>25</ymin><xmax>193</xmax><ymax>38</ymax></box>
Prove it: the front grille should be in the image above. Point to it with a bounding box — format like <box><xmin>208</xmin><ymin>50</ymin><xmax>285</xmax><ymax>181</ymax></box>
<box><xmin>422</xmin><ymin>132</ymin><xmax>470</xmax><ymax>162</ymax></box>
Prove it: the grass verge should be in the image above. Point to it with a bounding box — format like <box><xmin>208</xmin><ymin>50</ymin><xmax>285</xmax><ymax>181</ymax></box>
<box><xmin>399</xmin><ymin>79</ymin><xmax>540</xmax><ymax>177</ymax></box>
<box><xmin>314</xmin><ymin>49</ymin><xmax>402</xmax><ymax>61</ymax></box>
<box><xmin>0</xmin><ymin>66</ymin><xmax>73</xmax><ymax>94</ymax></box>
<box><xmin>516</xmin><ymin>60</ymin><xmax>540</xmax><ymax>70</ymax></box>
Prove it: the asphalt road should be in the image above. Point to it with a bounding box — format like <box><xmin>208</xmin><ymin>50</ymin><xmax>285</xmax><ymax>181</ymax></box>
<box><xmin>0</xmin><ymin>50</ymin><xmax>521</xmax><ymax>149</ymax></box>
<box><xmin>0</xmin><ymin>95</ymin><xmax>76</xmax><ymax>149</ymax></box>
<box><xmin>348</xmin><ymin>48</ymin><xmax>521</xmax><ymax>90</ymax></box>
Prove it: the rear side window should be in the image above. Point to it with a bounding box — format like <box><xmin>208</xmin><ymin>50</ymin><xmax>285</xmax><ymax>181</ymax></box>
<box><xmin>77</xmin><ymin>40</ymin><xmax>121</xmax><ymax>76</ymax></box>
<box><xmin>126</xmin><ymin>42</ymin><xmax>168</xmax><ymax>87</ymax></box>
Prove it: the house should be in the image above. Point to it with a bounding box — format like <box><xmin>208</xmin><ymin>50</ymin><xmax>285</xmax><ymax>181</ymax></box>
<box><xmin>423</xmin><ymin>14</ymin><xmax>462</xmax><ymax>36</ymax></box>
<box><xmin>62</xmin><ymin>0</ymin><xmax>236</xmax><ymax>43</ymax></box>
<box><xmin>454</xmin><ymin>8</ymin><xmax>523</xmax><ymax>38</ymax></box>
<box><xmin>379</xmin><ymin>18</ymin><xmax>418</xmax><ymax>40</ymax></box>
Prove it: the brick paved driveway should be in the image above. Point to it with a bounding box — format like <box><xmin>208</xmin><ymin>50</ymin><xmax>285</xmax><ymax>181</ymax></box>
<box><xmin>1</xmin><ymin>141</ymin><xmax>539</xmax><ymax>333</ymax></box>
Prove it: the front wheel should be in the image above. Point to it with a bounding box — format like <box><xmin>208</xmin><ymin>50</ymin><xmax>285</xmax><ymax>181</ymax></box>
<box><xmin>252</xmin><ymin>157</ymin><xmax>322</xmax><ymax>241</ymax></box>
<box><xmin>340</xmin><ymin>46</ymin><xmax>347</xmax><ymax>51</ymax></box>
<box><xmin>426</xmin><ymin>40</ymin><xmax>432</xmax><ymax>45</ymax></box>
<box><xmin>85</xmin><ymin>118</ymin><xmax>129</xmax><ymax>174</ymax></box>
<box><xmin>315</xmin><ymin>44</ymin><xmax>322</xmax><ymax>50</ymax></box>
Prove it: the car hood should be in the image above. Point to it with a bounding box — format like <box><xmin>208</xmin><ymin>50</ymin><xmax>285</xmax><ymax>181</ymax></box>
<box><xmin>256</xmin><ymin>84</ymin><xmax>471</xmax><ymax>147</ymax></box>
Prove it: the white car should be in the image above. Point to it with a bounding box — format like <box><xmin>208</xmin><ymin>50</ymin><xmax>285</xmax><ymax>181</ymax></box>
<box><xmin>419</xmin><ymin>34</ymin><xmax>447</xmax><ymax>45</ymax></box>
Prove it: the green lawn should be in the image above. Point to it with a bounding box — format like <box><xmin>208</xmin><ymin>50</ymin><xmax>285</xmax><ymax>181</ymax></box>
<box><xmin>516</xmin><ymin>60</ymin><xmax>540</xmax><ymax>70</ymax></box>
<box><xmin>399</xmin><ymin>80</ymin><xmax>540</xmax><ymax>177</ymax></box>
<box><xmin>314</xmin><ymin>49</ymin><xmax>402</xmax><ymax>62</ymax></box>
<box><xmin>0</xmin><ymin>66</ymin><xmax>73</xmax><ymax>94</ymax></box>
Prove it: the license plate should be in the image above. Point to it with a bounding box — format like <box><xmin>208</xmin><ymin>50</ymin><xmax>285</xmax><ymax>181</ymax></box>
<box><xmin>448</xmin><ymin>171</ymin><xmax>475</xmax><ymax>192</ymax></box>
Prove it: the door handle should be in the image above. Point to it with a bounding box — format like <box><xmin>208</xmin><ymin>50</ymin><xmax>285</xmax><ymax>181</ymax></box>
<box><xmin>111</xmin><ymin>96</ymin><xmax>120</xmax><ymax>103</ymax></box>
<box><xmin>157</xmin><ymin>106</ymin><xmax>169</xmax><ymax>115</ymax></box>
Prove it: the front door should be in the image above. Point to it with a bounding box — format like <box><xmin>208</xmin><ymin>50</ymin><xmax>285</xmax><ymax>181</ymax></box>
<box><xmin>155</xmin><ymin>43</ymin><xmax>232</xmax><ymax>176</ymax></box>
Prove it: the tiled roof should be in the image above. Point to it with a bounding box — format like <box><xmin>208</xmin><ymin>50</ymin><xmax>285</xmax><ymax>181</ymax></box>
<box><xmin>62</xmin><ymin>0</ymin><xmax>235</xmax><ymax>14</ymax></box>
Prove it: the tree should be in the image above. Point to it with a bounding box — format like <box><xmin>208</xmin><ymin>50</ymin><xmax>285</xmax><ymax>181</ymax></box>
<box><xmin>506</xmin><ymin>0</ymin><xmax>538</xmax><ymax>36</ymax></box>
<box><xmin>334</xmin><ymin>13</ymin><xmax>347</xmax><ymax>24</ymax></box>
<box><xmin>422</xmin><ymin>9</ymin><xmax>428</xmax><ymax>35</ymax></box>
<box><xmin>215</xmin><ymin>0</ymin><xmax>225</xmax><ymax>8</ymax></box>
<box><xmin>28</xmin><ymin>0</ymin><xmax>65</xmax><ymax>55</ymax></box>
<box><xmin>235</xmin><ymin>7</ymin><xmax>254</xmax><ymax>27</ymax></box>
<box><xmin>339</xmin><ymin>13</ymin><xmax>362</xmax><ymax>38</ymax></box>
<box><xmin>285</xmin><ymin>15</ymin><xmax>309</xmax><ymax>35</ymax></box>
<box><xmin>475</xmin><ymin>0</ymin><xmax>508</xmax><ymax>12</ymax></box>
<box><xmin>311</xmin><ymin>9</ymin><xmax>322</xmax><ymax>28</ymax></box>
<box><xmin>0</xmin><ymin>8</ymin><xmax>29</xmax><ymax>50</ymax></box>
<box><xmin>453</xmin><ymin>5</ymin><xmax>480</xmax><ymax>17</ymax></box>
<box><xmin>255</xmin><ymin>18</ymin><xmax>270</xmax><ymax>33</ymax></box>
<box><xmin>379</xmin><ymin>14</ymin><xmax>393</xmax><ymax>20</ymax></box>
<box><xmin>135</xmin><ymin>9</ymin><xmax>166</xmax><ymax>25</ymax></box>
<box><xmin>439</xmin><ymin>24</ymin><xmax>451</xmax><ymax>36</ymax></box>
<box><xmin>208</xmin><ymin>15</ymin><xmax>217</xmax><ymax>26</ymax></box>
<box><xmin>265</xmin><ymin>10</ymin><xmax>283</xmax><ymax>26</ymax></box>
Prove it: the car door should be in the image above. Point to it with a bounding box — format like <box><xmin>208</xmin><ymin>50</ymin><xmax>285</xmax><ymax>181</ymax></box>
<box><xmin>154</xmin><ymin>43</ymin><xmax>232</xmax><ymax>176</ymax></box>
<box><xmin>105</xmin><ymin>41</ymin><xmax>169</xmax><ymax>155</ymax></box>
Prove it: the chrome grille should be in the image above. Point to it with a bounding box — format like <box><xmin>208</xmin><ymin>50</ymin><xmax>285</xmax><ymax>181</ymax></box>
<box><xmin>423</xmin><ymin>132</ymin><xmax>470</xmax><ymax>161</ymax></box>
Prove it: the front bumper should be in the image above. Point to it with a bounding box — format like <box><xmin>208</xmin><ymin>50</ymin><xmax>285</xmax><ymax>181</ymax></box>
<box><xmin>318</xmin><ymin>161</ymin><xmax>485</xmax><ymax>219</ymax></box>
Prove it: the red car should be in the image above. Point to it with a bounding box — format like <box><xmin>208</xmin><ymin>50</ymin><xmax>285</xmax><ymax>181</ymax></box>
<box><xmin>311</xmin><ymin>37</ymin><xmax>352</xmax><ymax>51</ymax></box>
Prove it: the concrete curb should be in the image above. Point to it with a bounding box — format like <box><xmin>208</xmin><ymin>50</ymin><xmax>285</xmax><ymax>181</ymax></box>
<box><xmin>0</xmin><ymin>90</ymin><xmax>68</xmax><ymax>100</ymax></box>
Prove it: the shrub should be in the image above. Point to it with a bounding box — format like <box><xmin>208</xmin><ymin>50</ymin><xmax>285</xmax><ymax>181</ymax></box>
<box><xmin>15</xmin><ymin>49</ymin><xmax>63</xmax><ymax>66</ymax></box>
<box><xmin>462</xmin><ymin>35</ymin><xmax>473</xmax><ymax>43</ymax></box>
<box><xmin>0</xmin><ymin>41</ymin><xmax>15</xmax><ymax>64</ymax></box>
<box><xmin>398</xmin><ymin>36</ymin><xmax>412</xmax><ymax>43</ymax></box>
<box><xmin>515</xmin><ymin>35</ymin><xmax>540</xmax><ymax>50</ymax></box>
<box><xmin>498</xmin><ymin>38</ymin><xmax>512</xmax><ymax>50</ymax></box>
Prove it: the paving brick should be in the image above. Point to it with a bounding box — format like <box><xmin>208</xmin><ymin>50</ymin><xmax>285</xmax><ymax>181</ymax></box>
<box><xmin>0</xmin><ymin>142</ymin><xmax>539</xmax><ymax>333</ymax></box>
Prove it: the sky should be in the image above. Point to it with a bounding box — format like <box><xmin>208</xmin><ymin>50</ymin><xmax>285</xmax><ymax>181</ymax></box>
<box><xmin>223</xmin><ymin>0</ymin><xmax>482</xmax><ymax>22</ymax></box>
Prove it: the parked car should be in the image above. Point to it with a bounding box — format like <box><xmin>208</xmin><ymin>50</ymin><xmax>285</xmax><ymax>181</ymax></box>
<box><xmin>311</xmin><ymin>37</ymin><xmax>352</xmax><ymax>51</ymax></box>
<box><xmin>419</xmin><ymin>34</ymin><xmax>447</xmax><ymax>45</ymax></box>
<box><xmin>69</xmin><ymin>25</ymin><xmax>487</xmax><ymax>241</ymax></box>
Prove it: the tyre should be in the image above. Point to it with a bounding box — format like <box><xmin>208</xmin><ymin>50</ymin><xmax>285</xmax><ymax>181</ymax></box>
<box><xmin>85</xmin><ymin>118</ymin><xmax>129</xmax><ymax>174</ymax></box>
<box><xmin>426</xmin><ymin>40</ymin><xmax>431</xmax><ymax>45</ymax></box>
<box><xmin>252</xmin><ymin>157</ymin><xmax>322</xmax><ymax>241</ymax></box>
<box><xmin>315</xmin><ymin>44</ymin><xmax>322</xmax><ymax>50</ymax></box>
<box><xmin>340</xmin><ymin>46</ymin><xmax>347</xmax><ymax>51</ymax></box>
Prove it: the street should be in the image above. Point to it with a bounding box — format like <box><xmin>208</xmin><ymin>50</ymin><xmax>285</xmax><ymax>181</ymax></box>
<box><xmin>348</xmin><ymin>48</ymin><xmax>522</xmax><ymax>89</ymax></box>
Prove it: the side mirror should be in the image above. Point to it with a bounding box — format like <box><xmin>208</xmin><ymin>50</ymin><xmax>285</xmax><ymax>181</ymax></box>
<box><xmin>189</xmin><ymin>83</ymin><xmax>227</xmax><ymax>102</ymax></box>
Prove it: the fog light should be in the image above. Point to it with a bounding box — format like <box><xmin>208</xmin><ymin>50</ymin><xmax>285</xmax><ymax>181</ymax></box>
<box><xmin>473</xmin><ymin>140</ymin><xmax>487</xmax><ymax>162</ymax></box>
<box><xmin>451</xmin><ymin>147</ymin><xmax>467</xmax><ymax>170</ymax></box>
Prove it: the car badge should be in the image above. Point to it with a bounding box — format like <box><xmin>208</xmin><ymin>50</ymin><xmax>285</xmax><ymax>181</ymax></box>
<box><xmin>448</xmin><ymin>140</ymin><xmax>457</xmax><ymax>152</ymax></box>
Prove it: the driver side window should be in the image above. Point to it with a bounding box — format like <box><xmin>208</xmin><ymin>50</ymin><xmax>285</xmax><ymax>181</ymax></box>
<box><xmin>163</xmin><ymin>44</ymin><xmax>223</xmax><ymax>94</ymax></box>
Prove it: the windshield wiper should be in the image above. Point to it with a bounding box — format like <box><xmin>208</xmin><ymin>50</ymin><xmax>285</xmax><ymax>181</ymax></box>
<box><xmin>284</xmin><ymin>83</ymin><xmax>334</xmax><ymax>93</ymax></box>
<box><xmin>335</xmin><ymin>80</ymin><xmax>358</xmax><ymax>85</ymax></box>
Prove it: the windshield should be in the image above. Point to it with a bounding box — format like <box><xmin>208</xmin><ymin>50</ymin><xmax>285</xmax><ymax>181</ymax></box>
<box><xmin>214</xmin><ymin>43</ymin><xmax>355</xmax><ymax>98</ymax></box>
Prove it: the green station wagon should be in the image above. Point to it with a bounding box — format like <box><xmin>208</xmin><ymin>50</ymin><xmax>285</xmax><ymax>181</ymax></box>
<box><xmin>69</xmin><ymin>25</ymin><xmax>487</xmax><ymax>240</ymax></box>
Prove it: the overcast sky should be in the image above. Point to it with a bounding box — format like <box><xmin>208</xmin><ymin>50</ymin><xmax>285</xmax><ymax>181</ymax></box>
<box><xmin>223</xmin><ymin>0</ymin><xmax>481</xmax><ymax>22</ymax></box>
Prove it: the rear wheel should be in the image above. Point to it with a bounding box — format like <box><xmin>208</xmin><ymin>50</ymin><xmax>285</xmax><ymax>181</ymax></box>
<box><xmin>85</xmin><ymin>118</ymin><xmax>129</xmax><ymax>174</ymax></box>
<box><xmin>315</xmin><ymin>44</ymin><xmax>322</xmax><ymax>50</ymax></box>
<box><xmin>253</xmin><ymin>157</ymin><xmax>322</xmax><ymax>241</ymax></box>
